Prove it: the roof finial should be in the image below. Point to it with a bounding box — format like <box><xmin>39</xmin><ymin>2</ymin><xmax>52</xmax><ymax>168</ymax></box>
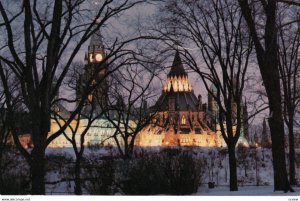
<box><xmin>168</xmin><ymin>51</ymin><xmax>187</xmax><ymax>78</ymax></box>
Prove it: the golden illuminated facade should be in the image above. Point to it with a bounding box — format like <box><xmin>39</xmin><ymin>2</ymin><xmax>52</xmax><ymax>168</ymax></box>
<box><xmin>136</xmin><ymin>51</ymin><xmax>226</xmax><ymax>147</ymax></box>
<box><xmin>163</xmin><ymin>74</ymin><xmax>192</xmax><ymax>92</ymax></box>
<box><xmin>48</xmin><ymin>118</ymin><xmax>125</xmax><ymax>148</ymax></box>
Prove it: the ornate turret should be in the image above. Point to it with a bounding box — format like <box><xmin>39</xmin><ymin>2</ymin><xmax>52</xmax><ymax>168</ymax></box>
<box><xmin>152</xmin><ymin>51</ymin><xmax>201</xmax><ymax>112</ymax></box>
<box><xmin>86</xmin><ymin>28</ymin><xmax>105</xmax><ymax>64</ymax></box>
<box><xmin>164</xmin><ymin>51</ymin><xmax>192</xmax><ymax>92</ymax></box>
<box><xmin>77</xmin><ymin>25</ymin><xmax>108</xmax><ymax>112</ymax></box>
<box><xmin>261</xmin><ymin>118</ymin><xmax>271</xmax><ymax>147</ymax></box>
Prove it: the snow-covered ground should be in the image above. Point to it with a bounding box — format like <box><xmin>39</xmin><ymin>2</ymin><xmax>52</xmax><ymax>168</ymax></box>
<box><xmin>43</xmin><ymin>146</ymin><xmax>300</xmax><ymax>195</ymax></box>
<box><xmin>196</xmin><ymin>186</ymin><xmax>300</xmax><ymax>196</ymax></box>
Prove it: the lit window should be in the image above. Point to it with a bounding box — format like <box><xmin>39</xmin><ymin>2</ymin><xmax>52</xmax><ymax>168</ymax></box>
<box><xmin>181</xmin><ymin>115</ymin><xmax>186</xmax><ymax>125</ymax></box>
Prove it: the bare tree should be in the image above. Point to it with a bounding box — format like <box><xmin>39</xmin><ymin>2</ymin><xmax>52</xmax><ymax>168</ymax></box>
<box><xmin>0</xmin><ymin>0</ymin><xmax>149</xmax><ymax>194</ymax></box>
<box><xmin>238</xmin><ymin>0</ymin><xmax>300</xmax><ymax>192</ymax></box>
<box><xmin>157</xmin><ymin>0</ymin><xmax>252</xmax><ymax>191</ymax></box>
<box><xmin>103</xmin><ymin>64</ymin><xmax>159</xmax><ymax>160</ymax></box>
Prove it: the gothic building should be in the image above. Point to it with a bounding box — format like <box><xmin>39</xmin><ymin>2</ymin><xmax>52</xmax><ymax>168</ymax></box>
<box><xmin>136</xmin><ymin>52</ymin><xmax>226</xmax><ymax>147</ymax></box>
<box><xmin>136</xmin><ymin>51</ymin><xmax>250</xmax><ymax>147</ymax></box>
<box><xmin>48</xmin><ymin>28</ymin><xmax>118</xmax><ymax>148</ymax></box>
<box><xmin>48</xmin><ymin>33</ymin><xmax>248</xmax><ymax>148</ymax></box>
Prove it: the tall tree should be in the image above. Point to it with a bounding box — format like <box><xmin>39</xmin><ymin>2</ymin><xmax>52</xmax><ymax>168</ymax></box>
<box><xmin>0</xmin><ymin>0</ymin><xmax>148</xmax><ymax>194</ymax></box>
<box><xmin>237</xmin><ymin>0</ymin><xmax>299</xmax><ymax>191</ymax></box>
<box><xmin>278</xmin><ymin>13</ymin><xmax>300</xmax><ymax>185</ymax></box>
<box><xmin>157</xmin><ymin>0</ymin><xmax>252</xmax><ymax>191</ymax></box>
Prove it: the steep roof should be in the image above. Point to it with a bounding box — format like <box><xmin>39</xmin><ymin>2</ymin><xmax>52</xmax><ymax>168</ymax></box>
<box><xmin>149</xmin><ymin>91</ymin><xmax>200</xmax><ymax>112</ymax></box>
<box><xmin>167</xmin><ymin>51</ymin><xmax>188</xmax><ymax>77</ymax></box>
<box><xmin>88</xmin><ymin>28</ymin><xmax>104</xmax><ymax>53</ymax></box>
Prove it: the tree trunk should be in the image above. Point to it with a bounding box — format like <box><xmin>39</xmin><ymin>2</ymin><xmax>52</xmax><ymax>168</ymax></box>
<box><xmin>288</xmin><ymin>119</ymin><xmax>297</xmax><ymax>185</ymax></box>
<box><xmin>123</xmin><ymin>140</ymin><xmax>131</xmax><ymax>160</ymax></box>
<box><xmin>74</xmin><ymin>156</ymin><xmax>82</xmax><ymax>195</ymax></box>
<box><xmin>228</xmin><ymin>143</ymin><xmax>238</xmax><ymax>191</ymax></box>
<box><xmin>31</xmin><ymin>145</ymin><xmax>46</xmax><ymax>194</ymax></box>
<box><xmin>268</xmin><ymin>110</ymin><xmax>290</xmax><ymax>191</ymax></box>
<box><xmin>30</xmin><ymin>116</ymin><xmax>49</xmax><ymax>195</ymax></box>
<box><xmin>264</xmin><ymin>2</ymin><xmax>290</xmax><ymax>190</ymax></box>
<box><xmin>255</xmin><ymin>147</ymin><xmax>259</xmax><ymax>186</ymax></box>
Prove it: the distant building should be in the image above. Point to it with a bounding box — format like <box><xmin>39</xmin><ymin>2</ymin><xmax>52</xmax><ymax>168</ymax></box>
<box><xmin>48</xmin><ymin>118</ymin><xmax>126</xmax><ymax>148</ymax></box>
<box><xmin>137</xmin><ymin>52</ymin><xmax>224</xmax><ymax>147</ymax></box>
<box><xmin>136</xmin><ymin>51</ymin><xmax>249</xmax><ymax>147</ymax></box>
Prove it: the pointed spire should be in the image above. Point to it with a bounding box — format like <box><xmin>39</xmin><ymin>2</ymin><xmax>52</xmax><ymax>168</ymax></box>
<box><xmin>88</xmin><ymin>26</ymin><xmax>104</xmax><ymax>54</ymax></box>
<box><xmin>261</xmin><ymin>118</ymin><xmax>271</xmax><ymax>147</ymax></box>
<box><xmin>262</xmin><ymin>118</ymin><xmax>266</xmax><ymax>133</ymax></box>
<box><xmin>254</xmin><ymin>131</ymin><xmax>259</xmax><ymax>146</ymax></box>
<box><xmin>168</xmin><ymin>51</ymin><xmax>187</xmax><ymax>77</ymax></box>
<box><xmin>210</xmin><ymin>83</ymin><xmax>218</xmax><ymax>94</ymax></box>
<box><xmin>242</xmin><ymin>98</ymin><xmax>249</xmax><ymax>141</ymax></box>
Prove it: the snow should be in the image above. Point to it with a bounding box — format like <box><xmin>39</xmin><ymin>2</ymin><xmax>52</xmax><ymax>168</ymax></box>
<box><xmin>42</xmin><ymin>146</ymin><xmax>300</xmax><ymax>195</ymax></box>
<box><xmin>196</xmin><ymin>186</ymin><xmax>300</xmax><ymax>196</ymax></box>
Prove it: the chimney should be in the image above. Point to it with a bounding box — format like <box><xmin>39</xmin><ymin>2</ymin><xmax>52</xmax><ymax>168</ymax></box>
<box><xmin>202</xmin><ymin>103</ymin><xmax>207</xmax><ymax>112</ymax></box>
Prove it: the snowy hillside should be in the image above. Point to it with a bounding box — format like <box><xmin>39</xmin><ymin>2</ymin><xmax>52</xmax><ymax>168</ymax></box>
<box><xmin>44</xmin><ymin>146</ymin><xmax>300</xmax><ymax>195</ymax></box>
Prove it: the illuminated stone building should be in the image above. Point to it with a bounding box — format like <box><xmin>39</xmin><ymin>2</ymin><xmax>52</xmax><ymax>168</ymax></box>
<box><xmin>46</xmin><ymin>33</ymin><xmax>248</xmax><ymax>148</ymax></box>
<box><xmin>48</xmin><ymin>28</ymin><xmax>118</xmax><ymax>148</ymax></box>
<box><xmin>136</xmin><ymin>52</ymin><xmax>226</xmax><ymax>147</ymax></box>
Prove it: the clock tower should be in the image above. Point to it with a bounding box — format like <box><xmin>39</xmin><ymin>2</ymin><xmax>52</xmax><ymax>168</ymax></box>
<box><xmin>76</xmin><ymin>28</ymin><xmax>108</xmax><ymax>112</ymax></box>
<box><xmin>87</xmin><ymin>29</ymin><xmax>106</xmax><ymax>64</ymax></box>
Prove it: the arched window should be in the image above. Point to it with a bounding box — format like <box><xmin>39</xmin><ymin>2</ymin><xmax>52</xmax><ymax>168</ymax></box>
<box><xmin>181</xmin><ymin>115</ymin><xmax>186</xmax><ymax>125</ymax></box>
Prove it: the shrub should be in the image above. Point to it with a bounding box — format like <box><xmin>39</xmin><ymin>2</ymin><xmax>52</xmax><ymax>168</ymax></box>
<box><xmin>0</xmin><ymin>174</ymin><xmax>30</xmax><ymax>195</ymax></box>
<box><xmin>0</xmin><ymin>149</ymin><xmax>30</xmax><ymax>195</ymax></box>
<box><xmin>120</xmin><ymin>151</ymin><xmax>166</xmax><ymax>195</ymax></box>
<box><xmin>82</xmin><ymin>155</ymin><xmax>115</xmax><ymax>195</ymax></box>
<box><xmin>45</xmin><ymin>152</ymin><xmax>73</xmax><ymax>172</ymax></box>
<box><xmin>162</xmin><ymin>149</ymin><xmax>203</xmax><ymax>194</ymax></box>
<box><xmin>120</xmin><ymin>148</ymin><xmax>204</xmax><ymax>195</ymax></box>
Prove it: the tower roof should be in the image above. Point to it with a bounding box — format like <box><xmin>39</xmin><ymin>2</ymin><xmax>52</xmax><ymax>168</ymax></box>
<box><xmin>88</xmin><ymin>28</ymin><xmax>104</xmax><ymax>53</ymax></box>
<box><xmin>209</xmin><ymin>83</ymin><xmax>217</xmax><ymax>93</ymax></box>
<box><xmin>168</xmin><ymin>51</ymin><xmax>188</xmax><ymax>77</ymax></box>
<box><xmin>149</xmin><ymin>90</ymin><xmax>199</xmax><ymax>112</ymax></box>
